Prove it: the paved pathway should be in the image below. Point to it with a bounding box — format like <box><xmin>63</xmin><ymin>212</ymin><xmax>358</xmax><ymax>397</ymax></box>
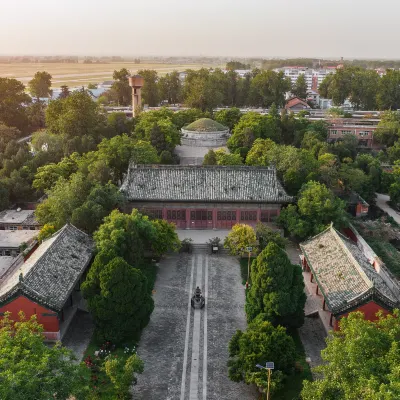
<box><xmin>133</xmin><ymin>253</ymin><xmax>256</xmax><ymax>400</ymax></box>
<box><xmin>286</xmin><ymin>243</ymin><xmax>327</xmax><ymax>370</ymax></box>
<box><xmin>376</xmin><ymin>193</ymin><xmax>400</xmax><ymax>224</ymax></box>
<box><xmin>62</xmin><ymin>310</ymin><xmax>94</xmax><ymax>362</ymax></box>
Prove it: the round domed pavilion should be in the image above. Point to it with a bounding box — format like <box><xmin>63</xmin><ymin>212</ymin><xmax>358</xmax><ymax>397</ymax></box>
<box><xmin>181</xmin><ymin>118</ymin><xmax>230</xmax><ymax>147</ymax></box>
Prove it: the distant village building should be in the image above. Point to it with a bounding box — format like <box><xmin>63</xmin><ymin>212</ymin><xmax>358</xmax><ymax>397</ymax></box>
<box><xmin>120</xmin><ymin>165</ymin><xmax>292</xmax><ymax>229</ymax></box>
<box><xmin>0</xmin><ymin>224</ymin><xmax>93</xmax><ymax>341</ymax></box>
<box><xmin>0</xmin><ymin>209</ymin><xmax>40</xmax><ymax>231</ymax></box>
<box><xmin>300</xmin><ymin>225</ymin><xmax>399</xmax><ymax>330</ymax></box>
<box><xmin>327</xmin><ymin>118</ymin><xmax>379</xmax><ymax>148</ymax></box>
<box><xmin>0</xmin><ymin>229</ymin><xmax>37</xmax><ymax>257</ymax></box>
<box><xmin>285</xmin><ymin>97</ymin><xmax>311</xmax><ymax>111</ymax></box>
<box><xmin>181</xmin><ymin>118</ymin><xmax>230</xmax><ymax>147</ymax></box>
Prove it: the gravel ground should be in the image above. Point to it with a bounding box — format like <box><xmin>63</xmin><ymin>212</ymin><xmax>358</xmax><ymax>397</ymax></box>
<box><xmin>133</xmin><ymin>253</ymin><xmax>256</xmax><ymax>400</ymax></box>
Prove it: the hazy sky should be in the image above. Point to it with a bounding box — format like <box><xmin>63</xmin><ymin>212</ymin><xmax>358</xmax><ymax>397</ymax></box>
<box><xmin>1</xmin><ymin>0</ymin><xmax>400</xmax><ymax>59</ymax></box>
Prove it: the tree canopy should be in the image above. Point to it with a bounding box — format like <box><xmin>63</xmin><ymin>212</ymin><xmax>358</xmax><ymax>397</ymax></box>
<box><xmin>302</xmin><ymin>310</ymin><xmax>400</xmax><ymax>400</ymax></box>
<box><xmin>224</xmin><ymin>224</ymin><xmax>258</xmax><ymax>256</ymax></box>
<box><xmin>246</xmin><ymin>242</ymin><xmax>306</xmax><ymax>328</ymax></box>
<box><xmin>0</xmin><ymin>312</ymin><xmax>89</xmax><ymax>400</ymax></box>
<box><xmin>228</xmin><ymin>317</ymin><xmax>295</xmax><ymax>395</ymax></box>
<box><xmin>279</xmin><ymin>181</ymin><xmax>347</xmax><ymax>240</ymax></box>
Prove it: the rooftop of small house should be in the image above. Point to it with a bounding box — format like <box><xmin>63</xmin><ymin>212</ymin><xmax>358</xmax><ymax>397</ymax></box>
<box><xmin>0</xmin><ymin>209</ymin><xmax>38</xmax><ymax>225</ymax></box>
<box><xmin>0</xmin><ymin>224</ymin><xmax>94</xmax><ymax>312</ymax></box>
<box><xmin>300</xmin><ymin>225</ymin><xmax>398</xmax><ymax>315</ymax></box>
<box><xmin>0</xmin><ymin>230</ymin><xmax>38</xmax><ymax>249</ymax></box>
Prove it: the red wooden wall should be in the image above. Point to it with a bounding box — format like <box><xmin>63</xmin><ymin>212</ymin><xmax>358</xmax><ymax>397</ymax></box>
<box><xmin>0</xmin><ymin>295</ymin><xmax>59</xmax><ymax>333</ymax></box>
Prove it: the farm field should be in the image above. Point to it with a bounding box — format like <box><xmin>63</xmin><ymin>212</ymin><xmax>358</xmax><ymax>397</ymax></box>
<box><xmin>0</xmin><ymin>62</ymin><xmax>221</xmax><ymax>87</ymax></box>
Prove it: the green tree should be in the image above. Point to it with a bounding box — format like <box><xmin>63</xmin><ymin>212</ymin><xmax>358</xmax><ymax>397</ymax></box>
<box><xmin>377</xmin><ymin>69</ymin><xmax>400</xmax><ymax>110</ymax></box>
<box><xmin>214</xmin><ymin>107</ymin><xmax>242</xmax><ymax>130</ymax></box>
<box><xmin>183</xmin><ymin>69</ymin><xmax>224</xmax><ymax>111</ymax></box>
<box><xmin>82</xmin><ymin>256</ymin><xmax>154</xmax><ymax>343</ymax></box>
<box><xmin>131</xmin><ymin>140</ymin><xmax>159</xmax><ymax>164</ymax></box>
<box><xmin>93</xmin><ymin>209</ymin><xmax>157</xmax><ymax>265</ymax></box>
<box><xmin>104</xmin><ymin>353</ymin><xmax>144</xmax><ymax>398</ymax></box>
<box><xmin>302</xmin><ymin>311</ymin><xmax>400</xmax><ymax>400</ymax></box>
<box><xmin>203</xmin><ymin>149</ymin><xmax>217</xmax><ymax>165</ymax></box>
<box><xmin>0</xmin><ymin>312</ymin><xmax>89</xmax><ymax>400</ymax></box>
<box><xmin>246</xmin><ymin>243</ymin><xmax>305</xmax><ymax>327</ymax></box>
<box><xmin>151</xmin><ymin>219</ymin><xmax>181</xmax><ymax>257</ymax></box>
<box><xmin>58</xmin><ymin>85</ymin><xmax>70</xmax><ymax>99</ymax></box>
<box><xmin>224</xmin><ymin>224</ymin><xmax>258</xmax><ymax>256</ymax></box>
<box><xmin>158</xmin><ymin>71</ymin><xmax>182</xmax><ymax>104</ymax></box>
<box><xmin>87</xmin><ymin>83</ymin><xmax>97</xmax><ymax>90</ymax></box>
<box><xmin>111</xmin><ymin>68</ymin><xmax>132</xmax><ymax>106</ymax></box>
<box><xmin>292</xmin><ymin>74</ymin><xmax>308</xmax><ymax>99</ymax></box>
<box><xmin>228</xmin><ymin>318</ymin><xmax>295</xmax><ymax>395</ymax></box>
<box><xmin>375</xmin><ymin>111</ymin><xmax>400</xmax><ymax>146</ymax></box>
<box><xmin>137</xmin><ymin>69</ymin><xmax>159</xmax><ymax>106</ymax></box>
<box><xmin>279</xmin><ymin>181</ymin><xmax>347</xmax><ymax>240</ymax></box>
<box><xmin>0</xmin><ymin>123</ymin><xmax>22</xmax><ymax>142</ymax></box>
<box><xmin>46</xmin><ymin>89</ymin><xmax>106</xmax><ymax>153</ymax></box>
<box><xmin>249</xmin><ymin>70</ymin><xmax>291</xmax><ymax>107</ymax></box>
<box><xmin>107</xmin><ymin>112</ymin><xmax>133</xmax><ymax>135</ymax></box>
<box><xmin>214</xmin><ymin>149</ymin><xmax>243</xmax><ymax>165</ymax></box>
<box><xmin>349</xmin><ymin>69</ymin><xmax>379</xmax><ymax>110</ymax></box>
<box><xmin>0</xmin><ymin>78</ymin><xmax>31</xmax><ymax>132</ymax></box>
<box><xmin>37</xmin><ymin>224</ymin><xmax>56</xmax><ymax>242</ymax></box>
<box><xmin>255</xmin><ymin>222</ymin><xmax>287</xmax><ymax>251</ymax></box>
<box><xmin>28</xmin><ymin>71</ymin><xmax>52</xmax><ymax>100</ymax></box>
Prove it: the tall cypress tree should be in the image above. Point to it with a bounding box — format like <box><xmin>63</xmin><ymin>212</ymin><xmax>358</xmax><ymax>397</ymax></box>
<box><xmin>245</xmin><ymin>242</ymin><xmax>306</xmax><ymax>328</ymax></box>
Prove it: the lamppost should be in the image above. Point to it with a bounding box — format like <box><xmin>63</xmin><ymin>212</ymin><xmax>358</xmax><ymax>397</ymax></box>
<box><xmin>256</xmin><ymin>362</ymin><xmax>274</xmax><ymax>400</ymax></box>
<box><xmin>245</xmin><ymin>246</ymin><xmax>252</xmax><ymax>289</ymax></box>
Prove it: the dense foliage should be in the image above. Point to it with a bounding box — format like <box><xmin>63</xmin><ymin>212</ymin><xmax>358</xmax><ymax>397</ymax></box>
<box><xmin>0</xmin><ymin>312</ymin><xmax>89</xmax><ymax>400</ymax></box>
<box><xmin>223</xmin><ymin>224</ymin><xmax>258</xmax><ymax>256</ymax></box>
<box><xmin>228</xmin><ymin>317</ymin><xmax>296</xmax><ymax>395</ymax></box>
<box><xmin>302</xmin><ymin>311</ymin><xmax>400</xmax><ymax>400</ymax></box>
<box><xmin>246</xmin><ymin>243</ymin><xmax>306</xmax><ymax>328</ymax></box>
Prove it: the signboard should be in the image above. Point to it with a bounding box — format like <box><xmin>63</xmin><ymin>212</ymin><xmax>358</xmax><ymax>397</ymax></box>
<box><xmin>266</xmin><ymin>362</ymin><xmax>274</xmax><ymax>370</ymax></box>
<box><xmin>213</xmin><ymin>247</ymin><xmax>219</xmax><ymax>251</ymax></box>
<box><xmin>246</xmin><ymin>246</ymin><xmax>253</xmax><ymax>252</ymax></box>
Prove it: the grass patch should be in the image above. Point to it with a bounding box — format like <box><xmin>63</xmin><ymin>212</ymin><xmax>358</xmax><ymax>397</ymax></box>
<box><xmin>274</xmin><ymin>329</ymin><xmax>313</xmax><ymax>400</ymax></box>
<box><xmin>239</xmin><ymin>257</ymin><xmax>256</xmax><ymax>285</ymax></box>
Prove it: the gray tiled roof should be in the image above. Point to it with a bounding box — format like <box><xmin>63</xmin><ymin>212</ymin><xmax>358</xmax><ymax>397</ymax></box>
<box><xmin>121</xmin><ymin>165</ymin><xmax>293</xmax><ymax>203</ymax></box>
<box><xmin>300</xmin><ymin>225</ymin><xmax>398</xmax><ymax>315</ymax></box>
<box><xmin>0</xmin><ymin>224</ymin><xmax>93</xmax><ymax>312</ymax></box>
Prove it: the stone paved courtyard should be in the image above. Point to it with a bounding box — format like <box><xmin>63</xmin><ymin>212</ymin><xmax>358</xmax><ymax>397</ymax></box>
<box><xmin>133</xmin><ymin>253</ymin><xmax>257</xmax><ymax>400</ymax></box>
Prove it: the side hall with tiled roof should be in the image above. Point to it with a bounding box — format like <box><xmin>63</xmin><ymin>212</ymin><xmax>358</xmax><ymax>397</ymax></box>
<box><xmin>0</xmin><ymin>224</ymin><xmax>94</xmax><ymax>341</ymax></box>
<box><xmin>300</xmin><ymin>224</ymin><xmax>399</xmax><ymax>330</ymax></box>
<box><xmin>120</xmin><ymin>164</ymin><xmax>293</xmax><ymax>229</ymax></box>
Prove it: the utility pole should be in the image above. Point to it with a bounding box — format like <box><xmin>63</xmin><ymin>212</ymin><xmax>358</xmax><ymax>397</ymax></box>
<box><xmin>245</xmin><ymin>246</ymin><xmax>252</xmax><ymax>289</ymax></box>
<box><xmin>256</xmin><ymin>362</ymin><xmax>275</xmax><ymax>400</ymax></box>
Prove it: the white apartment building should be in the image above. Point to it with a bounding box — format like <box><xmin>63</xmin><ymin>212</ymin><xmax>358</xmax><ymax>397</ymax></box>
<box><xmin>275</xmin><ymin>67</ymin><xmax>337</xmax><ymax>91</ymax></box>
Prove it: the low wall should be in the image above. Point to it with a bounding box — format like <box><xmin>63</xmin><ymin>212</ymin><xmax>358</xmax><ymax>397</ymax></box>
<box><xmin>181</xmin><ymin>128</ymin><xmax>230</xmax><ymax>147</ymax></box>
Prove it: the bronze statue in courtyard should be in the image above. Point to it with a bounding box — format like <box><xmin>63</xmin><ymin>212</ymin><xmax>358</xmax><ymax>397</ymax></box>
<box><xmin>191</xmin><ymin>286</ymin><xmax>205</xmax><ymax>309</ymax></box>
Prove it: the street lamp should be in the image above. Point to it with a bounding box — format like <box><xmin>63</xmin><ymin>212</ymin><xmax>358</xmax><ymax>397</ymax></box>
<box><xmin>256</xmin><ymin>362</ymin><xmax>274</xmax><ymax>400</ymax></box>
<box><xmin>245</xmin><ymin>246</ymin><xmax>252</xmax><ymax>289</ymax></box>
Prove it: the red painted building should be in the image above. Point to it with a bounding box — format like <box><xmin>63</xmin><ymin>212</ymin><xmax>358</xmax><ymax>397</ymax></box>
<box><xmin>300</xmin><ymin>225</ymin><xmax>398</xmax><ymax>330</ymax></box>
<box><xmin>0</xmin><ymin>224</ymin><xmax>93</xmax><ymax>341</ymax></box>
<box><xmin>120</xmin><ymin>165</ymin><xmax>293</xmax><ymax>229</ymax></box>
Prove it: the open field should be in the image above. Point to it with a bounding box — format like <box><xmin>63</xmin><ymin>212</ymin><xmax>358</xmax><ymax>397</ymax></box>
<box><xmin>0</xmin><ymin>62</ymin><xmax>222</xmax><ymax>87</ymax></box>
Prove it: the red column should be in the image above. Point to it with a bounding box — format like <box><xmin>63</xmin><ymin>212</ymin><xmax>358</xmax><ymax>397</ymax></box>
<box><xmin>186</xmin><ymin>209</ymin><xmax>191</xmax><ymax>229</ymax></box>
<box><xmin>213</xmin><ymin>208</ymin><xmax>217</xmax><ymax>229</ymax></box>
<box><xmin>256</xmin><ymin>208</ymin><xmax>261</xmax><ymax>223</ymax></box>
<box><xmin>236</xmin><ymin>209</ymin><xmax>240</xmax><ymax>224</ymax></box>
<box><xmin>316</xmin><ymin>285</ymin><xmax>319</xmax><ymax>295</ymax></box>
<box><xmin>162</xmin><ymin>207</ymin><xmax>167</xmax><ymax>220</ymax></box>
<box><xmin>310</xmin><ymin>273</ymin><xmax>313</xmax><ymax>283</ymax></box>
<box><xmin>323</xmin><ymin>299</ymin><xmax>326</xmax><ymax>310</ymax></box>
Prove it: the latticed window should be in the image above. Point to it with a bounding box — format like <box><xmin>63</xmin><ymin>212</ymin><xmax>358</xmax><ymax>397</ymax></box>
<box><xmin>142</xmin><ymin>209</ymin><xmax>163</xmax><ymax>219</ymax></box>
<box><xmin>167</xmin><ymin>209</ymin><xmax>186</xmax><ymax>220</ymax></box>
<box><xmin>240</xmin><ymin>211</ymin><xmax>257</xmax><ymax>221</ymax></box>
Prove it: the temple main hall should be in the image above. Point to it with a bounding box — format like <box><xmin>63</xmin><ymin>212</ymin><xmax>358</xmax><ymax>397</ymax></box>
<box><xmin>120</xmin><ymin>164</ymin><xmax>292</xmax><ymax>229</ymax></box>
